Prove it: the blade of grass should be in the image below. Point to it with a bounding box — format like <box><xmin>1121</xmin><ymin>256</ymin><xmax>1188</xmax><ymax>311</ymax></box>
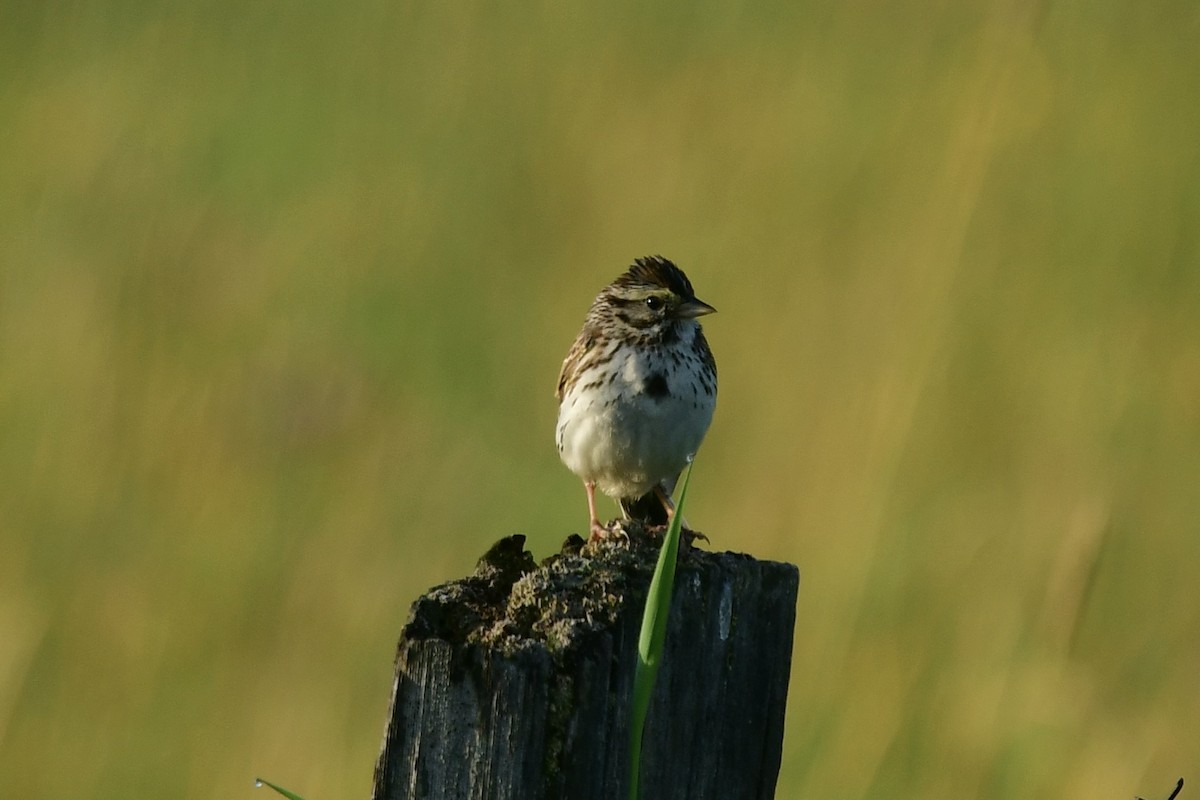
<box><xmin>628</xmin><ymin>461</ymin><xmax>694</xmax><ymax>800</ymax></box>
<box><xmin>254</xmin><ymin>777</ymin><xmax>306</xmax><ymax>800</ymax></box>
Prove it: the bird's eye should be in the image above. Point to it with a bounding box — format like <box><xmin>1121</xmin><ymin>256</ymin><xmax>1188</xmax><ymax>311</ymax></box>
<box><xmin>645</xmin><ymin>296</ymin><xmax>664</xmax><ymax>312</ymax></box>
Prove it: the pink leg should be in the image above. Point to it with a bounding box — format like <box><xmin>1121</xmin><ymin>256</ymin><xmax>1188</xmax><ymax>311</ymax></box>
<box><xmin>651</xmin><ymin>483</ymin><xmax>707</xmax><ymax>542</ymax></box>
<box><xmin>653</xmin><ymin>485</ymin><xmax>677</xmax><ymax>520</ymax></box>
<box><xmin>585</xmin><ymin>481</ymin><xmax>607</xmax><ymax>540</ymax></box>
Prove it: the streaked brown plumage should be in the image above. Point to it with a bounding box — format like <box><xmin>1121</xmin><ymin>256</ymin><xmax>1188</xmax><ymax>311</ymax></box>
<box><xmin>555</xmin><ymin>256</ymin><xmax>717</xmax><ymax>538</ymax></box>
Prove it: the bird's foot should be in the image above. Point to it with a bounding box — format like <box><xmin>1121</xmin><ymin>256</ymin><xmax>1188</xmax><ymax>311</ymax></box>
<box><xmin>588</xmin><ymin>519</ymin><xmax>630</xmax><ymax>543</ymax></box>
<box><xmin>642</xmin><ymin>523</ymin><xmax>709</xmax><ymax>546</ymax></box>
<box><xmin>588</xmin><ymin>520</ymin><xmax>614</xmax><ymax>544</ymax></box>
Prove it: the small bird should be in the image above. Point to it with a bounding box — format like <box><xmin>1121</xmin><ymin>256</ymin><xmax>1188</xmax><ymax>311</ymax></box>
<box><xmin>555</xmin><ymin>256</ymin><xmax>717</xmax><ymax>539</ymax></box>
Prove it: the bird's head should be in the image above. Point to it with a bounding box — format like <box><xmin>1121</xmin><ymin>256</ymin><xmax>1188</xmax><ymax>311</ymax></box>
<box><xmin>595</xmin><ymin>256</ymin><xmax>715</xmax><ymax>339</ymax></box>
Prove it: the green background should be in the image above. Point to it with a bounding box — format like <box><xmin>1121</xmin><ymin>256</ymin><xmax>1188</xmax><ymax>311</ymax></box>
<box><xmin>2</xmin><ymin>2</ymin><xmax>1198</xmax><ymax>798</ymax></box>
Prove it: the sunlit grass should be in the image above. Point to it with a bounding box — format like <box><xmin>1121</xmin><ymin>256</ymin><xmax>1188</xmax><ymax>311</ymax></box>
<box><xmin>1</xmin><ymin>3</ymin><xmax>1198</xmax><ymax>799</ymax></box>
<box><xmin>629</xmin><ymin>463</ymin><xmax>693</xmax><ymax>800</ymax></box>
<box><xmin>254</xmin><ymin>778</ymin><xmax>305</xmax><ymax>800</ymax></box>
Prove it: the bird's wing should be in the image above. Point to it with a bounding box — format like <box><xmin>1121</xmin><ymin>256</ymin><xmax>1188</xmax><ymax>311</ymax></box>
<box><xmin>555</xmin><ymin>332</ymin><xmax>595</xmax><ymax>402</ymax></box>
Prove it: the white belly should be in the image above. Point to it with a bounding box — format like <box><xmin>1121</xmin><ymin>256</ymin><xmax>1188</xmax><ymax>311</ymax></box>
<box><xmin>556</xmin><ymin>345</ymin><xmax>715</xmax><ymax>500</ymax></box>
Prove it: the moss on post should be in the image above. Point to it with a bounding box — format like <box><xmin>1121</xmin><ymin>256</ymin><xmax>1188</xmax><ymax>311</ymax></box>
<box><xmin>372</xmin><ymin>527</ymin><xmax>799</xmax><ymax>800</ymax></box>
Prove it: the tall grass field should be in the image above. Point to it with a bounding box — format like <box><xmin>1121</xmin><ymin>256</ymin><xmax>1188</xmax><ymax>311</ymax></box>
<box><xmin>1</xmin><ymin>3</ymin><xmax>1197</xmax><ymax>798</ymax></box>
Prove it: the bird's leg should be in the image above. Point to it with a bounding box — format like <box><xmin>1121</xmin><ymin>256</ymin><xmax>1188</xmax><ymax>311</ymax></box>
<box><xmin>653</xmin><ymin>484</ymin><xmax>706</xmax><ymax>542</ymax></box>
<box><xmin>585</xmin><ymin>480</ymin><xmax>607</xmax><ymax>540</ymax></box>
<box><xmin>653</xmin><ymin>484</ymin><xmax>678</xmax><ymax>521</ymax></box>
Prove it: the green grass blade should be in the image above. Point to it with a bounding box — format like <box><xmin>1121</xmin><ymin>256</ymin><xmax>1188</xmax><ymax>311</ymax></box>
<box><xmin>254</xmin><ymin>777</ymin><xmax>306</xmax><ymax>800</ymax></box>
<box><xmin>628</xmin><ymin>461</ymin><xmax>694</xmax><ymax>800</ymax></box>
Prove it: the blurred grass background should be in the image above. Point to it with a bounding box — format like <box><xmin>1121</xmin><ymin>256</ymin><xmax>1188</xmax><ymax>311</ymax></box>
<box><xmin>1</xmin><ymin>1</ymin><xmax>1198</xmax><ymax>798</ymax></box>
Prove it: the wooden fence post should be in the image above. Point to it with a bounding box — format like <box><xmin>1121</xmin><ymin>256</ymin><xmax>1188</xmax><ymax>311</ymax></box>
<box><xmin>372</xmin><ymin>528</ymin><xmax>800</xmax><ymax>800</ymax></box>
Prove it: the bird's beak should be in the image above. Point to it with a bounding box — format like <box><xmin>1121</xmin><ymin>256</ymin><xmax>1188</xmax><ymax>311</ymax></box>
<box><xmin>677</xmin><ymin>298</ymin><xmax>717</xmax><ymax>319</ymax></box>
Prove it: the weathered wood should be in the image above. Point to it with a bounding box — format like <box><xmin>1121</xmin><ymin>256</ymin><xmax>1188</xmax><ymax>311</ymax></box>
<box><xmin>372</xmin><ymin>526</ymin><xmax>800</xmax><ymax>800</ymax></box>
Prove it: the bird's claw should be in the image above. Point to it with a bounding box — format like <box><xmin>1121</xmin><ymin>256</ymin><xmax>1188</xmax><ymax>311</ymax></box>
<box><xmin>588</xmin><ymin>520</ymin><xmax>630</xmax><ymax>543</ymax></box>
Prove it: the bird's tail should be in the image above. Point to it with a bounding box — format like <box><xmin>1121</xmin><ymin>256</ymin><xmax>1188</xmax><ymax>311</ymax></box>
<box><xmin>618</xmin><ymin>474</ymin><xmax>680</xmax><ymax>526</ymax></box>
<box><xmin>619</xmin><ymin>492</ymin><xmax>670</xmax><ymax>525</ymax></box>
